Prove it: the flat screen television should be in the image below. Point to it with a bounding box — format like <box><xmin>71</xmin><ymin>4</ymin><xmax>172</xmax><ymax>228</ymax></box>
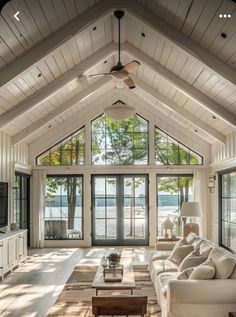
<box><xmin>0</xmin><ymin>182</ymin><xmax>8</xmax><ymax>227</ymax></box>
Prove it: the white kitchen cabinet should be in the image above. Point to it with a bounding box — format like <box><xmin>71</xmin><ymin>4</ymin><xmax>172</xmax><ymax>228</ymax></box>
<box><xmin>0</xmin><ymin>230</ymin><xmax>27</xmax><ymax>280</ymax></box>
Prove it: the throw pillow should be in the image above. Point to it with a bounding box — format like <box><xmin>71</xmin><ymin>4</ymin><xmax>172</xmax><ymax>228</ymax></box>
<box><xmin>199</xmin><ymin>240</ymin><xmax>213</xmax><ymax>257</ymax></box>
<box><xmin>188</xmin><ymin>258</ymin><xmax>215</xmax><ymax>280</ymax></box>
<box><xmin>178</xmin><ymin>248</ymin><xmax>207</xmax><ymax>272</ymax></box>
<box><xmin>168</xmin><ymin>245</ymin><xmax>194</xmax><ymax>265</ymax></box>
<box><xmin>172</xmin><ymin>237</ymin><xmax>188</xmax><ymax>251</ymax></box>
<box><xmin>177</xmin><ymin>267</ymin><xmax>194</xmax><ymax>280</ymax></box>
<box><xmin>209</xmin><ymin>248</ymin><xmax>235</xmax><ymax>279</ymax></box>
<box><xmin>186</xmin><ymin>232</ymin><xmax>199</xmax><ymax>244</ymax></box>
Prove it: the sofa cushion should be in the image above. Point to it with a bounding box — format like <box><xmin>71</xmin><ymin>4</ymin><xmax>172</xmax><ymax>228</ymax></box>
<box><xmin>230</xmin><ymin>261</ymin><xmax>236</xmax><ymax>279</ymax></box>
<box><xmin>178</xmin><ymin>248</ymin><xmax>207</xmax><ymax>272</ymax></box>
<box><xmin>158</xmin><ymin>272</ymin><xmax>179</xmax><ymax>297</ymax></box>
<box><xmin>209</xmin><ymin>247</ymin><xmax>235</xmax><ymax>279</ymax></box>
<box><xmin>188</xmin><ymin>258</ymin><xmax>215</xmax><ymax>280</ymax></box>
<box><xmin>151</xmin><ymin>250</ymin><xmax>173</xmax><ymax>262</ymax></box>
<box><xmin>168</xmin><ymin>245</ymin><xmax>194</xmax><ymax>265</ymax></box>
<box><xmin>177</xmin><ymin>267</ymin><xmax>194</xmax><ymax>280</ymax></box>
<box><xmin>152</xmin><ymin>259</ymin><xmax>178</xmax><ymax>279</ymax></box>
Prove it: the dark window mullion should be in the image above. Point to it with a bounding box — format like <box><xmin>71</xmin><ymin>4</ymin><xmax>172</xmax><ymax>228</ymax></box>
<box><xmin>105</xmin><ymin>177</ymin><xmax>107</xmax><ymax>239</ymax></box>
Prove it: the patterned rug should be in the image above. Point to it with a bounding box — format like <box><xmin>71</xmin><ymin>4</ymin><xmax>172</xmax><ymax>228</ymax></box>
<box><xmin>48</xmin><ymin>263</ymin><xmax>161</xmax><ymax>317</ymax></box>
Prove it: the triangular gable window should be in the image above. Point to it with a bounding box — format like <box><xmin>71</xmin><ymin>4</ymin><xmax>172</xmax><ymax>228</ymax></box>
<box><xmin>36</xmin><ymin>127</ymin><xmax>85</xmax><ymax>166</ymax></box>
<box><xmin>155</xmin><ymin>127</ymin><xmax>203</xmax><ymax>165</ymax></box>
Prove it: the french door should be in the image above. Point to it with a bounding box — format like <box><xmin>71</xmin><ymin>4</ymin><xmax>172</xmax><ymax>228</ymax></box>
<box><xmin>92</xmin><ymin>175</ymin><xmax>149</xmax><ymax>246</ymax></box>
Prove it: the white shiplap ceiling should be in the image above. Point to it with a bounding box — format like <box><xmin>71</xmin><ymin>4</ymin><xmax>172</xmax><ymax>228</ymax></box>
<box><xmin>0</xmin><ymin>0</ymin><xmax>235</xmax><ymax>149</ymax></box>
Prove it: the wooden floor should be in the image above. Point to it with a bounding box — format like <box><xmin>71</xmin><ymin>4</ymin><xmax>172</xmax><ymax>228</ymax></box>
<box><xmin>0</xmin><ymin>247</ymin><xmax>152</xmax><ymax>317</ymax></box>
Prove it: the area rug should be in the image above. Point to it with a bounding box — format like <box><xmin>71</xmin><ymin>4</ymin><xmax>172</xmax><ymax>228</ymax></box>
<box><xmin>48</xmin><ymin>264</ymin><xmax>161</xmax><ymax>317</ymax></box>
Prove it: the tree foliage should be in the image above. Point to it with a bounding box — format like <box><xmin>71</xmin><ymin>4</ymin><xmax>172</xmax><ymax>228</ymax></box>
<box><xmin>92</xmin><ymin>114</ymin><xmax>148</xmax><ymax>165</ymax></box>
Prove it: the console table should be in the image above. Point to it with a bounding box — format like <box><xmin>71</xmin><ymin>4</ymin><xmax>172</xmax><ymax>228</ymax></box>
<box><xmin>156</xmin><ymin>237</ymin><xmax>180</xmax><ymax>250</ymax></box>
<box><xmin>0</xmin><ymin>230</ymin><xmax>27</xmax><ymax>280</ymax></box>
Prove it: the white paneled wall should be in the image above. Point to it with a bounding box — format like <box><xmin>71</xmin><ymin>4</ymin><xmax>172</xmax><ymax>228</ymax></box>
<box><xmin>209</xmin><ymin>131</ymin><xmax>236</xmax><ymax>244</ymax></box>
<box><xmin>0</xmin><ymin>132</ymin><xmax>12</xmax><ymax>182</ymax></box>
<box><xmin>0</xmin><ymin>131</ymin><xmax>29</xmax><ymax>223</ymax></box>
<box><xmin>13</xmin><ymin>142</ymin><xmax>29</xmax><ymax>165</ymax></box>
<box><xmin>211</xmin><ymin>131</ymin><xmax>236</xmax><ymax>164</ymax></box>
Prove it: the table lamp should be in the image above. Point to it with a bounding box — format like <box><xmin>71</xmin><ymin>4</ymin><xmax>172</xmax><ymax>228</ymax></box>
<box><xmin>180</xmin><ymin>202</ymin><xmax>202</xmax><ymax>237</ymax></box>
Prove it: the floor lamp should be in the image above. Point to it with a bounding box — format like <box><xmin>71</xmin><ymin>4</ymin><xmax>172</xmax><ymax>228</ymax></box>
<box><xmin>180</xmin><ymin>202</ymin><xmax>202</xmax><ymax>237</ymax></box>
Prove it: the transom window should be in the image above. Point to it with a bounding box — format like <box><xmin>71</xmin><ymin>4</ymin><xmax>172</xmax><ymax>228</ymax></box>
<box><xmin>36</xmin><ymin>127</ymin><xmax>85</xmax><ymax>166</ymax></box>
<box><xmin>155</xmin><ymin>127</ymin><xmax>203</xmax><ymax>165</ymax></box>
<box><xmin>91</xmin><ymin>114</ymin><xmax>149</xmax><ymax>165</ymax></box>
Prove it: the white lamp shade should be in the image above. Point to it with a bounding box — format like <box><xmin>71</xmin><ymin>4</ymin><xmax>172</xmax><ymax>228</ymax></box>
<box><xmin>104</xmin><ymin>105</ymin><xmax>136</xmax><ymax>120</ymax></box>
<box><xmin>180</xmin><ymin>202</ymin><xmax>202</xmax><ymax>218</ymax></box>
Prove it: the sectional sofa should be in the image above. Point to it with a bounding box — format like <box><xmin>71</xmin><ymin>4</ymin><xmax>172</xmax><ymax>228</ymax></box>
<box><xmin>149</xmin><ymin>233</ymin><xmax>236</xmax><ymax>317</ymax></box>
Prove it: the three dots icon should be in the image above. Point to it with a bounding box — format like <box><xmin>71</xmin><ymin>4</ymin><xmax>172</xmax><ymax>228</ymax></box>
<box><xmin>219</xmin><ymin>14</ymin><xmax>231</xmax><ymax>18</ymax></box>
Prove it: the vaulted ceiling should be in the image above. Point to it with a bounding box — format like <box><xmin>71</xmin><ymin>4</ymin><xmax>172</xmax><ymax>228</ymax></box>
<box><xmin>0</xmin><ymin>0</ymin><xmax>235</xmax><ymax>151</ymax></box>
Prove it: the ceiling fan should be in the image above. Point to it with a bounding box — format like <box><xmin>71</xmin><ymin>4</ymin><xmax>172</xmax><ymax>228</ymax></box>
<box><xmin>86</xmin><ymin>10</ymin><xmax>140</xmax><ymax>89</ymax></box>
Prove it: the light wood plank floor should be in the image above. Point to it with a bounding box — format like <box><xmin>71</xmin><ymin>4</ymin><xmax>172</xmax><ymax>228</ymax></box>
<box><xmin>0</xmin><ymin>247</ymin><xmax>152</xmax><ymax>317</ymax></box>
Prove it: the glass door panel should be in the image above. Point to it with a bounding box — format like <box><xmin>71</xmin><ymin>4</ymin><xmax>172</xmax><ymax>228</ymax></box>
<box><xmin>123</xmin><ymin>177</ymin><xmax>147</xmax><ymax>241</ymax></box>
<box><xmin>92</xmin><ymin>175</ymin><xmax>149</xmax><ymax>246</ymax></box>
<box><xmin>93</xmin><ymin>176</ymin><xmax>118</xmax><ymax>243</ymax></box>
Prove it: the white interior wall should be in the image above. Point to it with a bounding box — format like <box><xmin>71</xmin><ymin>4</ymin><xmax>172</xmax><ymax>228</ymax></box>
<box><xmin>0</xmin><ymin>131</ymin><xmax>30</xmax><ymax>224</ymax></box>
<box><xmin>208</xmin><ymin>131</ymin><xmax>236</xmax><ymax>244</ymax></box>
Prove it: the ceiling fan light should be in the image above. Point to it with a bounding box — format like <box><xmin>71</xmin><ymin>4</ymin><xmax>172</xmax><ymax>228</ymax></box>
<box><xmin>104</xmin><ymin>105</ymin><xmax>136</xmax><ymax>120</ymax></box>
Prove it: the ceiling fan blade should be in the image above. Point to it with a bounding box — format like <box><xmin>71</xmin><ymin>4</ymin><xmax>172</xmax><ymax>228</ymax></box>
<box><xmin>122</xmin><ymin>60</ymin><xmax>140</xmax><ymax>73</ymax></box>
<box><xmin>123</xmin><ymin>77</ymin><xmax>136</xmax><ymax>89</ymax></box>
<box><xmin>87</xmin><ymin>73</ymin><xmax>111</xmax><ymax>78</ymax></box>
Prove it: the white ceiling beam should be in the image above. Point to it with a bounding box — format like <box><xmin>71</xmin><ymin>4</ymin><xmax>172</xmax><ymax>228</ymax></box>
<box><xmin>124</xmin><ymin>43</ymin><xmax>236</xmax><ymax>128</ymax></box>
<box><xmin>0</xmin><ymin>43</ymin><xmax>116</xmax><ymax>129</ymax></box>
<box><xmin>1</xmin><ymin>0</ymin><xmax>234</xmax><ymax>90</ymax></box>
<box><xmin>134</xmin><ymin>78</ymin><xmax>225</xmax><ymax>144</ymax></box>
<box><xmin>12</xmin><ymin>77</ymin><xmax>112</xmax><ymax>145</ymax></box>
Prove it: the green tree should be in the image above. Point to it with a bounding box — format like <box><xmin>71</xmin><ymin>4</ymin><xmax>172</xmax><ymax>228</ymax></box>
<box><xmin>41</xmin><ymin>129</ymin><xmax>84</xmax><ymax>230</ymax></box>
<box><xmin>92</xmin><ymin>114</ymin><xmax>148</xmax><ymax>165</ymax></box>
<box><xmin>155</xmin><ymin>129</ymin><xmax>200</xmax><ymax>165</ymax></box>
<box><xmin>45</xmin><ymin>177</ymin><xmax>82</xmax><ymax>230</ymax></box>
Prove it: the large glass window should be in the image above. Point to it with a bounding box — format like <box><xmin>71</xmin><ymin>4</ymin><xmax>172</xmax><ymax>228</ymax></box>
<box><xmin>155</xmin><ymin>128</ymin><xmax>203</xmax><ymax>165</ymax></box>
<box><xmin>220</xmin><ymin>169</ymin><xmax>236</xmax><ymax>252</ymax></box>
<box><xmin>13</xmin><ymin>173</ymin><xmax>30</xmax><ymax>245</ymax></box>
<box><xmin>156</xmin><ymin>175</ymin><xmax>193</xmax><ymax>237</ymax></box>
<box><xmin>45</xmin><ymin>176</ymin><xmax>83</xmax><ymax>240</ymax></box>
<box><xmin>36</xmin><ymin>127</ymin><xmax>85</xmax><ymax>166</ymax></box>
<box><xmin>13</xmin><ymin>173</ymin><xmax>30</xmax><ymax>230</ymax></box>
<box><xmin>92</xmin><ymin>114</ymin><xmax>149</xmax><ymax>165</ymax></box>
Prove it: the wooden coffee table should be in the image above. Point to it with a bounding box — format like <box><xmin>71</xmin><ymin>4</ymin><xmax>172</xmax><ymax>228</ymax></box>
<box><xmin>92</xmin><ymin>260</ymin><xmax>135</xmax><ymax>295</ymax></box>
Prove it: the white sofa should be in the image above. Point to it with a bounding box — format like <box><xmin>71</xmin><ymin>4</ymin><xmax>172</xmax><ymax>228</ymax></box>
<box><xmin>149</xmin><ymin>234</ymin><xmax>236</xmax><ymax>317</ymax></box>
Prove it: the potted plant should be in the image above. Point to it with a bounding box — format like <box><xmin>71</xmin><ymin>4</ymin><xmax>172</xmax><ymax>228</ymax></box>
<box><xmin>107</xmin><ymin>253</ymin><xmax>121</xmax><ymax>267</ymax></box>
